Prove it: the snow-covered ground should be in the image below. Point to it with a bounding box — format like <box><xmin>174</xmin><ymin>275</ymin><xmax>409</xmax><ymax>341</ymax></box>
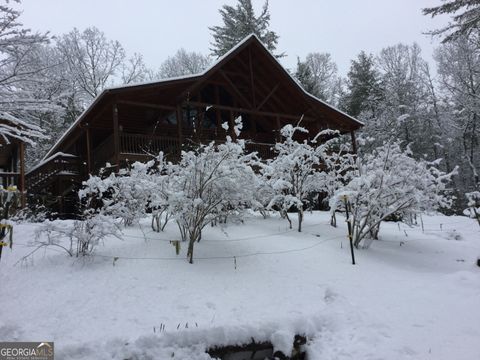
<box><xmin>1</xmin><ymin>212</ymin><xmax>479</xmax><ymax>359</ymax></box>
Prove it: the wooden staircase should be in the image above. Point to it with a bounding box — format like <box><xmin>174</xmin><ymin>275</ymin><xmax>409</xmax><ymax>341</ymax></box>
<box><xmin>26</xmin><ymin>153</ymin><xmax>83</xmax><ymax>217</ymax></box>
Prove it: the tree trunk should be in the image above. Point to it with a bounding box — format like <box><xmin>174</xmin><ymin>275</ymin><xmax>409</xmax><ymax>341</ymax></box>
<box><xmin>187</xmin><ymin>238</ymin><xmax>195</xmax><ymax>264</ymax></box>
<box><xmin>330</xmin><ymin>212</ymin><xmax>337</xmax><ymax>227</ymax></box>
<box><xmin>298</xmin><ymin>208</ymin><xmax>303</xmax><ymax>232</ymax></box>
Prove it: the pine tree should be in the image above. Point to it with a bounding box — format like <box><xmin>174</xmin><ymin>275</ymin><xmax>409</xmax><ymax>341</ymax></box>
<box><xmin>423</xmin><ymin>0</ymin><xmax>480</xmax><ymax>42</ymax></box>
<box><xmin>209</xmin><ymin>0</ymin><xmax>281</xmax><ymax>58</ymax></box>
<box><xmin>342</xmin><ymin>52</ymin><xmax>382</xmax><ymax>118</ymax></box>
<box><xmin>295</xmin><ymin>57</ymin><xmax>318</xmax><ymax>97</ymax></box>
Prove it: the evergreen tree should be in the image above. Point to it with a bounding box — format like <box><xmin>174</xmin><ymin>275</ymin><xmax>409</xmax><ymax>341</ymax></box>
<box><xmin>342</xmin><ymin>52</ymin><xmax>382</xmax><ymax>118</ymax></box>
<box><xmin>295</xmin><ymin>57</ymin><xmax>318</xmax><ymax>97</ymax></box>
<box><xmin>209</xmin><ymin>0</ymin><xmax>281</xmax><ymax>58</ymax></box>
<box><xmin>423</xmin><ymin>0</ymin><xmax>480</xmax><ymax>42</ymax></box>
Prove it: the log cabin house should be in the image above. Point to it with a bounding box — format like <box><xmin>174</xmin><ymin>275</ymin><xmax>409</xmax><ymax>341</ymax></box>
<box><xmin>26</xmin><ymin>34</ymin><xmax>363</xmax><ymax>217</ymax></box>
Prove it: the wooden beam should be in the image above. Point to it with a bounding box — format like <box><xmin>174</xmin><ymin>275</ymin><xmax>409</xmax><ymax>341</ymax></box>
<box><xmin>275</xmin><ymin>116</ymin><xmax>282</xmax><ymax>142</ymax></box>
<box><xmin>219</xmin><ymin>70</ymin><xmax>253</xmax><ymax>109</ymax></box>
<box><xmin>176</xmin><ymin>105</ymin><xmax>183</xmax><ymax>146</ymax></box>
<box><xmin>185</xmin><ymin>101</ymin><xmax>312</xmax><ymax>123</ymax></box>
<box><xmin>249</xmin><ymin>46</ymin><xmax>256</xmax><ymax>108</ymax></box>
<box><xmin>85</xmin><ymin>126</ymin><xmax>92</xmax><ymax>174</ymax></box>
<box><xmin>256</xmin><ymin>84</ymin><xmax>279</xmax><ymax>110</ymax></box>
<box><xmin>113</xmin><ymin>103</ymin><xmax>120</xmax><ymax>170</ymax></box>
<box><xmin>229</xmin><ymin>110</ymin><xmax>236</xmax><ymax>140</ymax></box>
<box><xmin>19</xmin><ymin>141</ymin><xmax>25</xmax><ymax>208</ymax></box>
<box><xmin>228</xmin><ymin>56</ymin><xmax>283</xmax><ymax>108</ymax></box>
<box><xmin>84</xmin><ymin>125</ymin><xmax>116</xmax><ymax>131</ymax></box>
<box><xmin>117</xmin><ymin>100</ymin><xmax>176</xmax><ymax>111</ymax></box>
<box><xmin>214</xmin><ymin>85</ymin><xmax>222</xmax><ymax>130</ymax></box>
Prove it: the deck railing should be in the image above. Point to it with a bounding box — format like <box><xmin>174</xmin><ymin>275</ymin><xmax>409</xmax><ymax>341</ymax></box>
<box><xmin>89</xmin><ymin>132</ymin><xmax>279</xmax><ymax>171</ymax></box>
<box><xmin>119</xmin><ymin>133</ymin><xmax>276</xmax><ymax>159</ymax></box>
<box><xmin>121</xmin><ymin>133</ymin><xmax>179</xmax><ymax>156</ymax></box>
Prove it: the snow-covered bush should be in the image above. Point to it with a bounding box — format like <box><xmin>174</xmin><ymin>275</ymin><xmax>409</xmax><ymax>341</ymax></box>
<box><xmin>465</xmin><ymin>191</ymin><xmax>480</xmax><ymax>226</ymax></box>
<box><xmin>148</xmin><ymin>154</ymin><xmax>174</xmax><ymax>232</ymax></box>
<box><xmin>79</xmin><ymin>161</ymin><xmax>156</xmax><ymax>227</ymax></box>
<box><xmin>0</xmin><ymin>187</ymin><xmax>19</xmax><ymax>261</ymax></box>
<box><xmin>261</xmin><ymin>124</ymin><xmax>349</xmax><ymax>232</ymax></box>
<box><xmin>251</xmin><ymin>178</ymin><xmax>275</xmax><ymax>219</ymax></box>
<box><xmin>331</xmin><ymin>142</ymin><xmax>454</xmax><ymax>248</ymax></box>
<box><xmin>317</xmin><ymin>140</ymin><xmax>357</xmax><ymax>227</ymax></box>
<box><xmin>33</xmin><ymin>211</ymin><xmax>122</xmax><ymax>257</ymax></box>
<box><xmin>167</xmin><ymin>121</ymin><xmax>257</xmax><ymax>263</ymax></box>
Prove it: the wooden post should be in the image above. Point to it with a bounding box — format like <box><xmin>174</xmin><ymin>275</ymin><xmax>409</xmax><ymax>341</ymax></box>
<box><xmin>248</xmin><ymin>46</ymin><xmax>256</xmax><ymax>108</ymax></box>
<box><xmin>85</xmin><ymin>126</ymin><xmax>92</xmax><ymax>174</ymax></box>
<box><xmin>113</xmin><ymin>103</ymin><xmax>120</xmax><ymax>171</ymax></box>
<box><xmin>19</xmin><ymin>141</ymin><xmax>26</xmax><ymax>208</ymax></box>
<box><xmin>176</xmin><ymin>105</ymin><xmax>183</xmax><ymax>148</ymax></box>
<box><xmin>57</xmin><ymin>178</ymin><xmax>64</xmax><ymax>218</ymax></box>
<box><xmin>229</xmin><ymin>110</ymin><xmax>236</xmax><ymax>140</ymax></box>
<box><xmin>275</xmin><ymin>116</ymin><xmax>282</xmax><ymax>142</ymax></box>
<box><xmin>350</xmin><ymin>131</ymin><xmax>357</xmax><ymax>154</ymax></box>
<box><xmin>214</xmin><ymin>85</ymin><xmax>222</xmax><ymax>132</ymax></box>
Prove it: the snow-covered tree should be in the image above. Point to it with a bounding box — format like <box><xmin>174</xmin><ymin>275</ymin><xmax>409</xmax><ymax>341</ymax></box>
<box><xmin>465</xmin><ymin>191</ymin><xmax>480</xmax><ymax>226</ymax></box>
<box><xmin>435</xmin><ymin>34</ymin><xmax>480</xmax><ymax>192</ymax></box>
<box><xmin>158</xmin><ymin>48</ymin><xmax>211</xmax><ymax>78</ymax></box>
<box><xmin>0</xmin><ymin>1</ymin><xmax>52</xmax><ymax>129</ymax></box>
<box><xmin>423</xmin><ymin>0</ymin><xmax>480</xmax><ymax>43</ymax></box>
<box><xmin>167</xmin><ymin>120</ymin><xmax>257</xmax><ymax>263</ymax></box>
<box><xmin>374</xmin><ymin>44</ymin><xmax>430</xmax><ymax>148</ymax></box>
<box><xmin>34</xmin><ymin>211</ymin><xmax>121</xmax><ymax>257</ymax></box>
<box><xmin>57</xmin><ymin>27</ymin><xmax>125</xmax><ymax>100</ymax></box>
<box><xmin>0</xmin><ymin>0</ymin><xmax>49</xmax><ymax>101</ymax></box>
<box><xmin>209</xmin><ymin>0</ymin><xmax>281</xmax><ymax>58</ymax></box>
<box><xmin>331</xmin><ymin>142</ymin><xmax>454</xmax><ymax>249</ymax></box>
<box><xmin>341</xmin><ymin>51</ymin><xmax>383</xmax><ymax>119</ymax></box>
<box><xmin>318</xmin><ymin>142</ymin><xmax>357</xmax><ymax>227</ymax></box>
<box><xmin>17</xmin><ymin>44</ymin><xmax>82</xmax><ymax>166</ymax></box>
<box><xmin>295</xmin><ymin>57</ymin><xmax>319</xmax><ymax>97</ymax></box>
<box><xmin>262</xmin><ymin>124</ymin><xmax>342</xmax><ymax>232</ymax></box>
<box><xmin>295</xmin><ymin>53</ymin><xmax>342</xmax><ymax>105</ymax></box>
<box><xmin>121</xmin><ymin>52</ymin><xmax>151</xmax><ymax>85</ymax></box>
<box><xmin>79</xmin><ymin>161</ymin><xmax>156</xmax><ymax>227</ymax></box>
<box><xmin>0</xmin><ymin>112</ymin><xmax>46</xmax><ymax>146</ymax></box>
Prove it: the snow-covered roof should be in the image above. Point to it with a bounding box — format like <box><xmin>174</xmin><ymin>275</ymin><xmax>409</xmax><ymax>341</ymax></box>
<box><xmin>27</xmin><ymin>152</ymin><xmax>77</xmax><ymax>175</ymax></box>
<box><xmin>43</xmin><ymin>34</ymin><xmax>363</xmax><ymax>160</ymax></box>
<box><xmin>0</xmin><ymin>111</ymin><xmax>47</xmax><ymax>146</ymax></box>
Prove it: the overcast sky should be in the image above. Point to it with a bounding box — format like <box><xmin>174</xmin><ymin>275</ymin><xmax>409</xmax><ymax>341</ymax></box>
<box><xmin>19</xmin><ymin>0</ymin><xmax>451</xmax><ymax>75</ymax></box>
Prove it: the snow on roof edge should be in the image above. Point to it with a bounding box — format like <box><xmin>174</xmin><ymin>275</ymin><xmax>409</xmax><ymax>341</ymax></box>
<box><xmin>27</xmin><ymin>152</ymin><xmax>77</xmax><ymax>175</ymax></box>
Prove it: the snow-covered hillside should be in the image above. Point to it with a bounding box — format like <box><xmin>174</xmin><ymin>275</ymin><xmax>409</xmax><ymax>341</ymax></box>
<box><xmin>0</xmin><ymin>212</ymin><xmax>479</xmax><ymax>359</ymax></box>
